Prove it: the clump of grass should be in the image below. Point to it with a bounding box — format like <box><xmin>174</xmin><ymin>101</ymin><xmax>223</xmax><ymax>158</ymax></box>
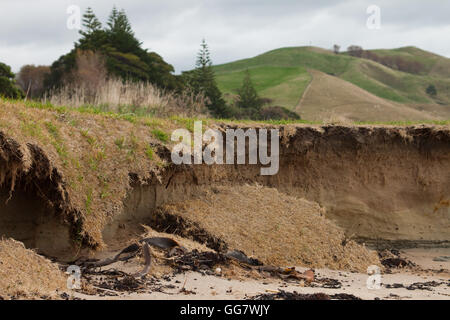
<box><xmin>142</xmin><ymin>118</ymin><xmax>159</xmax><ymax>128</ymax></box>
<box><xmin>80</xmin><ymin>129</ymin><xmax>96</xmax><ymax>145</ymax></box>
<box><xmin>114</xmin><ymin>137</ymin><xmax>125</xmax><ymax>149</ymax></box>
<box><xmin>21</xmin><ymin>121</ymin><xmax>42</xmax><ymax>138</ymax></box>
<box><xmin>44</xmin><ymin>121</ymin><xmax>59</xmax><ymax>139</ymax></box>
<box><xmin>151</xmin><ymin>128</ymin><xmax>169</xmax><ymax>142</ymax></box>
<box><xmin>145</xmin><ymin>146</ymin><xmax>154</xmax><ymax>160</ymax></box>
<box><xmin>127</xmin><ymin>133</ymin><xmax>139</xmax><ymax>159</ymax></box>
<box><xmin>44</xmin><ymin>121</ymin><xmax>69</xmax><ymax>165</ymax></box>
<box><xmin>170</xmin><ymin>116</ymin><xmax>197</xmax><ymax>132</ymax></box>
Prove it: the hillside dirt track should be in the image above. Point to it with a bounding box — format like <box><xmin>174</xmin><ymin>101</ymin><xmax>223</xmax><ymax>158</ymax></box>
<box><xmin>296</xmin><ymin>70</ymin><xmax>450</xmax><ymax>122</ymax></box>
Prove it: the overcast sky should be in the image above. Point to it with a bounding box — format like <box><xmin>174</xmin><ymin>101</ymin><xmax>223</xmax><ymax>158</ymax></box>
<box><xmin>1</xmin><ymin>0</ymin><xmax>450</xmax><ymax>73</ymax></box>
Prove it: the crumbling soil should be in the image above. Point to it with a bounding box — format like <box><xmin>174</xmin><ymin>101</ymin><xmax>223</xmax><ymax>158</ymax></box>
<box><xmin>0</xmin><ymin>238</ymin><xmax>66</xmax><ymax>299</ymax></box>
<box><xmin>162</xmin><ymin>184</ymin><xmax>380</xmax><ymax>272</ymax></box>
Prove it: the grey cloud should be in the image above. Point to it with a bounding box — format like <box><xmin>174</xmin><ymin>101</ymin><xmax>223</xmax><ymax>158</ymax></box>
<box><xmin>0</xmin><ymin>0</ymin><xmax>449</xmax><ymax>73</ymax></box>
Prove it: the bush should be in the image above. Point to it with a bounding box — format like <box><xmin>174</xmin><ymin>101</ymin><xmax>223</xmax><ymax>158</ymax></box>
<box><xmin>0</xmin><ymin>62</ymin><xmax>23</xmax><ymax>99</ymax></box>
<box><xmin>258</xmin><ymin>106</ymin><xmax>301</xmax><ymax>121</ymax></box>
<box><xmin>426</xmin><ymin>84</ymin><xmax>437</xmax><ymax>97</ymax></box>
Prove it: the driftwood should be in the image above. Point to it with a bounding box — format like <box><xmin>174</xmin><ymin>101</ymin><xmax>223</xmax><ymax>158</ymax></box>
<box><xmin>83</xmin><ymin>237</ymin><xmax>185</xmax><ymax>274</ymax></box>
<box><xmin>84</xmin><ymin>243</ymin><xmax>141</xmax><ymax>268</ymax></box>
<box><xmin>83</xmin><ymin>237</ymin><xmax>314</xmax><ymax>283</ymax></box>
<box><xmin>133</xmin><ymin>243</ymin><xmax>152</xmax><ymax>277</ymax></box>
<box><xmin>225</xmin><ymin>250</ymin><xmax>263</xmax><ymax>266</ymax></box>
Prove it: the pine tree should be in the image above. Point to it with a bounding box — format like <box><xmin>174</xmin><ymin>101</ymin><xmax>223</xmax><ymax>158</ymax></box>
<box><xmin>196</xmin><ymin>39</ymin><xmax>212</xmax><ymax>69</ymax></box>
<box><xmin>116</xmin><ymin>9</ymin><xmax>135</xmax><ymax>35</ymax></box>
<box><xmin>187</xmin><ymin>39</ymin><xmax>228</xmax><ymax>117</ymax></box>
<box><xmin>80</xmin><ymin>7</ymin><xmax>102</xmax><ymax>36</ymax></box>
<box><xmin>236</xmin><ymin>69</ymin><xmax>262</xmax><ymax>111</ymax></box>
<box><xmin>78</xmin><ymin>7</ymin><xmax>106</xmax><ymax>51</ymax></box>
<box><xmin>107</xmin><ymin>6</ymin><xmax>119</xmax><ymax>30</ymax></box>
<box><xmin>106</xmin><ymin>8</ymin><xmax>140</xmax><ymax>53</ymax></box>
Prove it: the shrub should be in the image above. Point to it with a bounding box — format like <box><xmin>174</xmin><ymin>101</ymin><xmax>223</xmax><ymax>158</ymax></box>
<box><xmin>0</xmin><ymin>62</ymin><xmax>23</xmax><ymax>99</ymax></box>
<box><xmin>258</xmin><ymin>106</ymin><xmax>301</xmax><ymax>121</ymax></box>
<box><xmin>426</xmin><ymin>84</ymin><xmax>437</xmax><ymax>96</ymax></box>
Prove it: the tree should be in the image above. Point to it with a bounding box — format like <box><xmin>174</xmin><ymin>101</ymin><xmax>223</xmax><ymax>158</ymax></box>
<box><xmin>77</xmin><ymin>7</ymin><xmax>106</xmax><ymax>51</ymax></box>
<box><xmin>184</xmin><ymin>39</ymin><xmax>229</xmax><ymax>118</ymax></box>
<box><xmin>426</xmin><ymin>84</ymin><xmax>437</xmax><ymax>97</ymax></box>
<box><xmin>193</xmin><ymin>39</ymin><xmax>215</xmax><ymax>91</ymax></box>
<box><xmin>333</xmin><ymin>44</ymin><xmax>340</xmax><ymax>54</ymax></box>
<box><xmin>347</xmin><ymin>45</ymin><xmax>363</xmax><ymax>57</ymax></box>
<box><xmin>16</xmin><ymin>65</ymin><xmax>50</xmax><ymax>99</ymax></box>
<box><xmin>45</xmin><ymin>7</ymin><xmax>180</xmax><ymax>91</ymax></box>
<box><xmin>0</xmin><ymin>62</ymin><xmax>23</xmax><ymax>99</ymax></box>
<box><xmin>80</xmin><ymin>7</ymin><xmax>102</xmax><ymax>36</ymax></box>
<box><xmin>236</xmin><ymin>69</ymin><xmax>263</xmax><ymax>114</ymax></box>
<box><xmin>106</xmin><ymin>8</ymin><xmax>140</xmax><ymax>53</ymax></box>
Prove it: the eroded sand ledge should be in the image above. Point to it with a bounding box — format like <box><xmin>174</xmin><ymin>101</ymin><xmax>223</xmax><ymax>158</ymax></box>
<box><xmin>0</xmin><ymin>125</ymin><xmax>449</xmax><ymax>259</ymax></box>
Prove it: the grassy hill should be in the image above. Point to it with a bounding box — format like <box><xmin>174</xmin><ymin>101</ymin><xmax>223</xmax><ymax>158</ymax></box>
<box><xmin>297</xmin><ymin>70</ymin><xmax>439</xmax><ymax>122</ymax></box>
<box><xmin>213</xmin><ymin>46</ymin><xmax>450</xmax><ymax>121</ymax></box>
<box><xmin>369</xmin><ymin>46</ymin><xmax>450</xmax><ymax>78</ymax></box>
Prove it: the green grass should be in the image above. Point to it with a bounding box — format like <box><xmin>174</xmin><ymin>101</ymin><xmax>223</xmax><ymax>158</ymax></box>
<box><xmin>151</xmin><ymin>128</ymin><xmax>169</xmax><ymax>142</ymax></box>
<box><xmin>214</xmin><ymin>46</ymin><xmax>353</xmax><ymax>74</ymax></box>
<box><xmin>213</xmin><ymin>46</ymin><xmax>450</xmax><ymax>109</ymax></box>
<box><xmin>114</xmin><ymin>137</ymin><xmax>125</xmax><ymax>149</ymax></box>
<box><xmin>2</xmin><ymin>97</ymin><xmax>448</xmax><ymax>128</ymax></box>
<box><xmin>216</xmin><ymin>66</ymin><xmax>311</xmax><ymax>108</ymax></box>
<box><xmin>145</xmin><ymin>146</ymin><xmax>154</xmax><ymax>160</ymax></box>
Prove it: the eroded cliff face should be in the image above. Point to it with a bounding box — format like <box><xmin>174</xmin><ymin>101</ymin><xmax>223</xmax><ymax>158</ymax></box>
<box><xmin>1</xmin><ymin>125</ymin><xmax>449</xmax><ymax>258</ymax></box>
<box><xmin>275</xmin><ymin>126</ymin><xmax>450</xmax><ymax>245</ymax></box>
<box><xmin>110</xmin><ymin>125</ymin><xmax>450</xmax><ymax>249</ymax></box>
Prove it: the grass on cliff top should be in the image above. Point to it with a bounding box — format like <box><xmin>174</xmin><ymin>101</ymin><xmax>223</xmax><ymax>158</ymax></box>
<box><xmin>3</xmin><ymin>98</ymin><xmax>448</xmax><ymax>126</ymax></box>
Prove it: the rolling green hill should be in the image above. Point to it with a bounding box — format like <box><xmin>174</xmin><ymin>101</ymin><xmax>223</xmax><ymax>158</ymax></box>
<box><xmin>213</xmin><ymin>46</ymin><xmax>450</xmax><ymax>121</ymax></box>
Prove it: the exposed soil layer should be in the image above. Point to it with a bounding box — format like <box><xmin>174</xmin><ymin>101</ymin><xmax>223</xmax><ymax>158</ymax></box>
<box><xmin>0</xmin><ymin>186</ymin><xmax>72</xmax><ymax>257</ymax></box>
<box><xmin>1</xmin><ymin>125</ymin><xmax>449</xmax><ymax>259</ymax></box>
<box><xmin>111</xmin><ymin>125</ymin><xmax>450</xmax><ymax>250</ymax></box>
<box><xmin>0</xmin><ymin>133</ymin><xmax>79</xmax><ymax>258</ymax></box>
